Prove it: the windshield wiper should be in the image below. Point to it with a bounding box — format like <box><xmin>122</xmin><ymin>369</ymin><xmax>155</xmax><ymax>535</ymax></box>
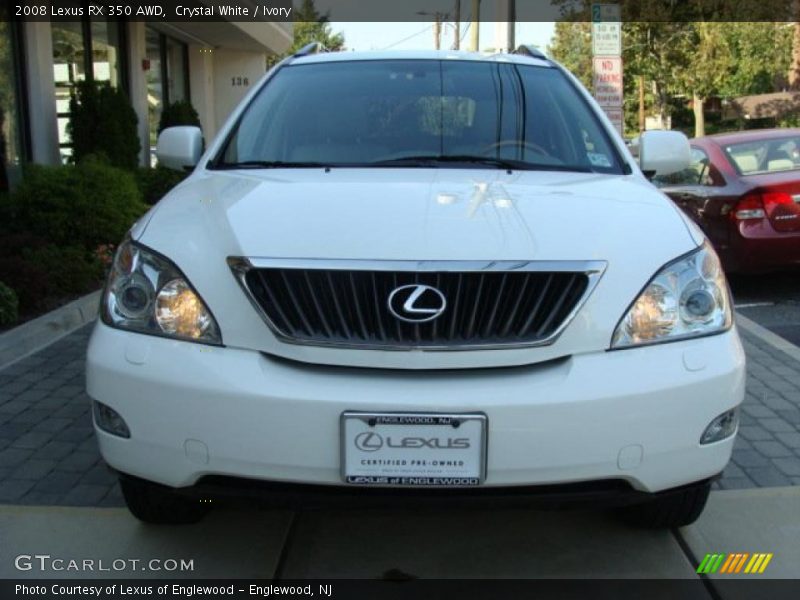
<box><xmin>211</xmin><ymin>160</ymin><xmax>329</xmax><ymax>170</ymax></box>
<box><xmin>368</xmin><ymin>154</ymin><xmax>592</xmax><ymax>172</ymax></box>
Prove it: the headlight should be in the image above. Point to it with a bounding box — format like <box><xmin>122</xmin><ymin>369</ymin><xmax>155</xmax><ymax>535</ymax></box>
<box><xmin>102</xmin><ymin>238</ymin><xmax>221</xmax><ymax>345</ymax></box>
<box><xmin>611</xmin><ymin>242</ymin><xmax>732</xmax><ymax>349</ymax></box>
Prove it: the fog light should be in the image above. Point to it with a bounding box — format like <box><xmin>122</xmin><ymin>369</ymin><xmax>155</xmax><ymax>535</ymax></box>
<box><xmin>700</xmin><ymin>409</ymin><xmax>738</xmax><ymax>445</ymax></box>
<box><xmin>93</xmin><ymin>401</ymin><xmax>130</xmax><ymax>438</ymax></box>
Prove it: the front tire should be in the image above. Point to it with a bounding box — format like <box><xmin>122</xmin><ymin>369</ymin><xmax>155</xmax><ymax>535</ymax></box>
<box><xmin>120</xmin><ymin>476</ymin><xmax>209</xmax><ymax>525</ymax></box>
<box><xmin>618</xmin><ymin>481</ymin><xmax>711</xmax><ymax>529</ymax></box>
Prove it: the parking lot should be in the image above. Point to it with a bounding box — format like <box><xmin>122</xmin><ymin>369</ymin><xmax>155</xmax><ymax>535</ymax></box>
<box><xmin>1</xmin><ymin>272</ymin><xmax>799</xmax><ymax>584</ymax></box>
<box><xmin>732</xmin><ymin>273</ymin><xmax>800</xmax><ymax>348</ymax></box>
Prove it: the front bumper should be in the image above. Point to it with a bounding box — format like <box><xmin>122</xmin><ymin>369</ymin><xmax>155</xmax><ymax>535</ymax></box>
<box><xmin>86</xmin><ymin>322</ymin><xmax>746</xmax><ymax>493</ymax></box>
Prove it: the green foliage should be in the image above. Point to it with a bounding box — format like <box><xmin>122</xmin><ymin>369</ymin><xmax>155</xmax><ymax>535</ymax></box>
<box><xmin>5</xmin><ymin>160</ymin><xmax>147</xmax><ymax>249</ymax></box>
<box><xmin>0</xmin><ymin>161</ymin><xmax>146</xmax><ymax>316</ymax></box>
<box><xmin>551</xmin><ymin>15</ymin><xmax>795</xmax><ymax>137</ymax></box>
<box><xmin>548</xmin><ymin>22</ymin><xmax>592</xmax><ymax>89</ymax></box>
<box><xmin>778</xmin><ymin>112</ymin><xmax>800</xmax><ymax>127</ymax></box>
<box><xmin>267</xmin><ymin>0</ymin><xmax>344</xmax><ymax>67</ymax></box>
<box><xmin>68</xmin><ymin>80</ymin><xmax>141</xmax><ymax>171</ymax></box>
<box><xmin>24</xmin><ymin>244</ymin><xmax>102</xmax><ymax>298</ymax></box>
<box><xmin>721</xmin><ymin>23</ymin><xmax>793</xmax><ymax>96</ymax></box>
<box><xmin>136</xmin><ymin>166</ymin><xmax>188</xmax><ymax>205</ymax></box>
<box><xmin>0</xmin><ymin>280</ymin><xmax>18</xmax><ymax>327</ymax></box>
<box><xmin>0</xmin><ymin>231</ymin><xmax>101</xmax><ymax>316</ymax></box>
<box><xmin>158</xmin><ymin>100</ymin><xmax>201</xmax><ymax>134</ymax></box>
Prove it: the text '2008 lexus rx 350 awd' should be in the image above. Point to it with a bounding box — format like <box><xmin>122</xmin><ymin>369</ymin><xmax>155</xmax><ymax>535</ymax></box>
<box><xmin>86</xmin><ymin>47</ymin><xmax>745</xmax><ymax>527</ymax></box>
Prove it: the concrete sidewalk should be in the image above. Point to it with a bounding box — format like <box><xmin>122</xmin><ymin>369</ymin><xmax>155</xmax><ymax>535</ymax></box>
<box><xmin>0</xmin><ymin>487</ymin><xmax>797</xmax><ymax>586</ymax></box>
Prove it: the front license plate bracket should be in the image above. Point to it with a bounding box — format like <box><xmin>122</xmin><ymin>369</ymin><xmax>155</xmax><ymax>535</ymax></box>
<box><xmin>341</xmin><ymin>412</ymin><xmax>487</xmax><ymax>487</ymax></box>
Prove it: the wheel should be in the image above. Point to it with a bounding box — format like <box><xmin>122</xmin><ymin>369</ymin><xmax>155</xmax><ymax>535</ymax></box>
<box><xmin>618</xmin><ymin>481</ymin><xmax>711</xmax><ymax>529</ymax></box>
<box><xmin>119</xmin><ymin>476</ymin><xmax>209</xmax><ymax>525</ymax></box>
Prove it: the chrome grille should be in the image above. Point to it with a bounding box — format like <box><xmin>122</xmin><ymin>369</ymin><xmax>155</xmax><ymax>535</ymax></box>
<box><xmin>230</xmin><ymin>259</ymin><xmax>604</xmax><ymax>350</ymax></box>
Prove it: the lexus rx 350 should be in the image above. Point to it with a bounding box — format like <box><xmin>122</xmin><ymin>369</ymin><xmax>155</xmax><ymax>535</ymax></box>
<box><xmin>86</xmin><ymin>48</ymin><xmax>745</xmax><ymax>527</ymax></box>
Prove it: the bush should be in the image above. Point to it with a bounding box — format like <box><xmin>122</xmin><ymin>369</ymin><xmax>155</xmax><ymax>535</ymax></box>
<box><xmin>5</xmin><ymin>160</ymin><xmax>147</xmax><ymax>250</ymax></box>
<box><xmin>136</xmin><ymin>166</ymin><xmax>188</xmax><ymax>205</ymax></box>
<box><xmin>0</xmin><ymin>281</ymin><xmax>19</xmax><ymax>327</ymax></box>
<box><xmin>0</xmin><ymin>161</ymin><xmax>145</xmax><ymax>316</ymax></box>
<box><xmin>68</xmin><ymin>80</ymin><xmax>141</xmax><ymax>171</ymax></box>
<box><xmin>158</xmin><ymin>100</ymin><xmax>201</xmax><ymax>134</ymax></box>
<box><xmin>25</xmin><ymin>244</ymin><xmax>102</xmax><ymax>298</ymax></box>
<box><xmin>0</xmin><ymin>231</ymin><xmax>104</xmax><ymax>317</ymax></box>
<box><xmin>0</xmin><ymin>232</ymin><xmax>51</xmax><ymax>314</ymax></box>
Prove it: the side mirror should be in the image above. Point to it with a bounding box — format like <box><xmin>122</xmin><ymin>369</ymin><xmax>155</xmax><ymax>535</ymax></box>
<box><xmin>156</xmin><ymin>126</ymin><xmax>203</xmax><ymax>171</ymax></box>
<box><xmin>629</xmin><ymin>130</ymin><xmax>691</xmax><ymax>178</ymax></box>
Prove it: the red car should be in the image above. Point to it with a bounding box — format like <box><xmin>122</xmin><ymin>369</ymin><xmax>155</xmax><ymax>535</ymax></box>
<box><xmin>655</xmin><ymin>128</ymin><xmax>800</xmax><ymax>273</ymax></box>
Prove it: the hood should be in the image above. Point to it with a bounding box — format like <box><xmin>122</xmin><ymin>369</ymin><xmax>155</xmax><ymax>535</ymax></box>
<box><xmin>136</xmin><ymin>168</ymin><xmax>699</xmax><ymax>369</ymax></box>
<box><xmin>140</xmin><ymin>168</ymin><xmax>694</xmax><ymax>263</ymax></box>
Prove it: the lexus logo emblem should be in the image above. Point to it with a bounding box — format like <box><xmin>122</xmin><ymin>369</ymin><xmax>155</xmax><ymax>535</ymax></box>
<box><xmin>387</xmin><ymin>284</ymin><xmax>447</xmax><ymax>323</ymax></box>
<box><xmin>354</xmin><ymin>432</ymin><xmax>383</xmax><ymax>452</ymax></box>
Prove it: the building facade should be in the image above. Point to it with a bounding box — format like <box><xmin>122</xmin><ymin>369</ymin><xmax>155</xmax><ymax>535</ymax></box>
<box><xmin>0</xmin><ymin>11</ymin><xmax>292</xmax><ymax>190</ymax></box>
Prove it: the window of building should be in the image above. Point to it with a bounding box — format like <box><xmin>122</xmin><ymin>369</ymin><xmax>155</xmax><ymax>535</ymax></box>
<box><xmin>0</xmin><ymin>14</ymin><xmax>27</xmax><ymax>192</ymax></box>
<box><xmin>146</xmin><ymin>27</ymin><xmax>189</xmax><ymax>154</ymax></box>
<box><xmin>51</xmin><ymin>18</ymin><xmax>127</xmax><ymax>163</ymax></box>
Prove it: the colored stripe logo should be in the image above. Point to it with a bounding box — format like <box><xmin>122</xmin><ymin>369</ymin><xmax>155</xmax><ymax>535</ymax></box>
<box><xmin>697</xmin><ymin>553</ymin><xmax>773</xmax><ymax>574</ymax></box>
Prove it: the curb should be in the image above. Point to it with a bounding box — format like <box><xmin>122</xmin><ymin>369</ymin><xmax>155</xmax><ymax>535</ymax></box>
<box><xmin>0</xmin><ymin>290</ymin><xmax>102</xmax><ymax>370</ymax></box>
<box><xmin>736</xmin><ymin>312</ymin><xmax>800</xmax><ymax>364</ymax></box>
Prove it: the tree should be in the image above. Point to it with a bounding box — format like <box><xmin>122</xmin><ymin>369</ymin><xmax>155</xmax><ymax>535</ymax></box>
<box><xmin>671</xmin><ymin>23</ymin><xmax>733</xmax><ymax>137</ymax></box>
<box><xmin>267</xmin><ymin>0</ymin><xmax>344</xmax><ymax>68</ymax></box>
<box><xmin>623</xmin><ymin>21</ymin><xmax>688</xmax><ymax>132</ymax></box>
<box><xmin>548</xmin><ymin>21</ymin><xmax>592</xmax><ymax>88</ymax></box>
<box><xmin>67</xmin><ymin>81</ymin><xmax>141</xmax><ymax>171</ymax></box>
<box><xmin>722</xmin><ymin>22</ymin><xmax>792</xmax><ymax>96</ymax></box>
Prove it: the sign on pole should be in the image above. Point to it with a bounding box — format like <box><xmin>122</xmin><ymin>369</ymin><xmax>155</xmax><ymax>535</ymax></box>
<box><xmin>592</xmin><ymin>57</ymin><xmax>623</xmax><ymax>107</ymax></box>
<box><xmin>591</xmin><ymin>3</ymin><xmax>623</xmax><ymax>136</ymax></box>
<box><xmin>591</xmin><ymin>4</ymin><xmax>622</xmax><ymax>56</ymax></box>
<box><xmin>603</xmin><ymin>108</ymin><xmax>624</xmax><ymax>136</ymax></box>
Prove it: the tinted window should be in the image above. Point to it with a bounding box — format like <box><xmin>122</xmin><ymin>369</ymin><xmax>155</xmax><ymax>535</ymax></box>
<box><xmin>216</xmin><ymin>60</ymin><xmax>623</xmax><ymax>174</ymax></box>
<box><xmin>723</xmin><ymin>136</ymin><xmax>800</xmax><ymax>175</ymax></box>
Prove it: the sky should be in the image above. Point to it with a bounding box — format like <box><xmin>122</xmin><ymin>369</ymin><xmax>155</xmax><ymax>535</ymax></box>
<box><xmin>330</xmin><ymin>22</ymin><xmax>557</xmax><ymax>53</ymax></box>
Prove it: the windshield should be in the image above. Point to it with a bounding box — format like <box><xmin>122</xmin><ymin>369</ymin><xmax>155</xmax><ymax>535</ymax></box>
<box><xmin>723</xmin><ymin>136</ymin><xmax>800</xmax><ymax>175</ymax></box>
<box><xmin>213</xmin><ymin>60</ymin><xmax>624</xmax><ymax>174</ymax></box>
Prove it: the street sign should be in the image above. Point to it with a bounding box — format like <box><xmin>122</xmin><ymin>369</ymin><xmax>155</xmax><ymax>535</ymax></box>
<box><xmin>592</xmin><ymin>3</ymin><xmax>623</xmax><ymax>135</ymax></box>
<box><xmin>603</xmin><ymin>108</ymin><xmax>624</xmax><ymax>136</ymax></box>
<box><xmin>592</xmin><ymin>3</ymin><xmax>621</xmax><ymax>22</ymax></box>
<box><xmin>592</xmin><ymin>57</ymin><xmax>623</xmax><ymax>107</ymax></box>
<box><xmin>591</xmin><ymin>4</ymin><xmax>622</xmax><ymax>56</ymax></box>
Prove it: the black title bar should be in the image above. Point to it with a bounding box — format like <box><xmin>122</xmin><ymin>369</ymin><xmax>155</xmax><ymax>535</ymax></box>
<box><xmin>3</xmin><ymin>0</ymin><xmax>798</xmax><ymax>22</ymax></box>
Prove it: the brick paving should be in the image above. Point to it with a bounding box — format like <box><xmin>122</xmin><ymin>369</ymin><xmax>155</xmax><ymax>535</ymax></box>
<box><xmin>0</xmin><ymin>322</ymin><xmax>800</xmax><ymax>507</ymax></box>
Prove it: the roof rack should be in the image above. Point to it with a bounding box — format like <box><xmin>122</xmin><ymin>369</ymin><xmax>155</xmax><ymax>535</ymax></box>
<box><xmin>293</xmin><ymin>42</ymin><xmax>327</xmax><ymax>58</ymax></box>
<box><xmin>513</xmin><ymin>45</ymin><xmax>548</xmax><ymax>61</ymax></box>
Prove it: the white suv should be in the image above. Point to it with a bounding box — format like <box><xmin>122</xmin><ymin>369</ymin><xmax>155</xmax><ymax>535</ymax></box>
<box><xmin>86</xmin><ymin>48</ymin><xmax>745</xmax><ymax>527</ymax></box>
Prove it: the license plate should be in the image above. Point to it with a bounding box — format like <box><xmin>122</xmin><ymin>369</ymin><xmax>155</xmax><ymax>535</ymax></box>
<box><xmin>341</xmin><ymin>412</ymin><xmax>487</xmax><ymax>487</ymax></box>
